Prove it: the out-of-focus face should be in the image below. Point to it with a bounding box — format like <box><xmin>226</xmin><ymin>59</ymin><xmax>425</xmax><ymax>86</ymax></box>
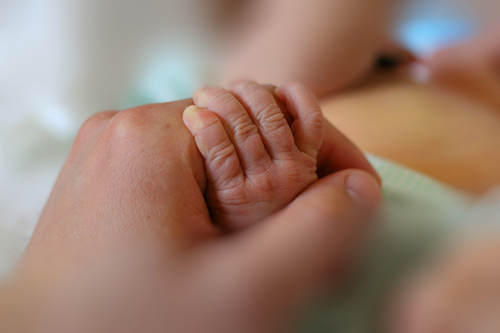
<box><xmin>423</xmin><ymin>26</ymin><xmax>500</xmax><ymax>112</ymax></box>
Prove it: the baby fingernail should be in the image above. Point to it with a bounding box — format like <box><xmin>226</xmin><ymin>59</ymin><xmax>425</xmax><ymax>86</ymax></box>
<box><xmin>183</xmin><ymin>105</ymin><xmax>203</xmax><ymax>132</ymax></box>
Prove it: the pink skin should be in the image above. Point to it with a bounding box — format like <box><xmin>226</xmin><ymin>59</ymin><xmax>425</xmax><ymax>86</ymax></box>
<box><xmin>184</xmin><ymin>81</ymin><xmax>345</xmax><ymax>229</ymax></box>
<box><xmin>24</xmin><ymin>84</ymin><xmax>378</xmax><ymax>267</ymax></box>
<box><xmin>4</xmin><ymin>94</ymin><xmax>381</xmax><ymax>332</ymax></box>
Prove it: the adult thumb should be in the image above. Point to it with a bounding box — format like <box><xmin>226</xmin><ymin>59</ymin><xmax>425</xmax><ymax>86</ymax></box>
<box><xmin>230</xmin><ymin>169</ymin><xmax>381</xmax><ymax>311</ymax></box>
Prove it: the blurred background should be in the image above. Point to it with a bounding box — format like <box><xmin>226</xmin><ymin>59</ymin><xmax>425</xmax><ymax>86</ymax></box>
<box><xmin>0</xmin><ymin>0</ymin><xmax>498</xmax><ymax>276</ymax></box>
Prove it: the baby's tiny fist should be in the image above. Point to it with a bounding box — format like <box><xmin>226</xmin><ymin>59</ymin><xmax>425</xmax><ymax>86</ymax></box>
<box><xmin>185</xmin><ymin>81</ymin><xmax>324</xmax><ymax>230</ymax></box>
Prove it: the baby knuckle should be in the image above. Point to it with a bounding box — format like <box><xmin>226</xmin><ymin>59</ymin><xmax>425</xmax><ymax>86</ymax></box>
<box><xmin>208</xmin><ymin>139</ymin><xmax>235</xmax><ymax>162</ymax></box>
<box><xmin>233</xmin><ymin>115</ymin><xmax>259</xmax><ymax>138</ymax></box>
<box><xmin>257</xmin><ymin>105</ymin><xmax>287</xmax><ymax>131</ymax></box>
<box><xmin>199</xmin><ymin>87</ymin><xmax>223</xmax><ymax>101</ymax></box>
<box><xmin>197</xmin><ymin>112</ymin><xmax>221</xmax><ymax>134</ymax></box>
<box><xmin>285</xmin><ymin>81</ymin><xmax>315</xmax><ymax>99</ymax></box>
<box><xmin>232</xmin><ymin>80</ymin><xmax>257</xmax><ymax>94</ymax></box>
<box><xmin>207</xmin><ymin>88</ymin><xmax>240</xmax><ymax>109</ymax></box>
<box><xmin>302</xmin><ymin>105</ymin><xmax>323</xmax><ymax>131</ymax></box>
<box><xmin>308</xmin><ymin>103</ymin><xmax>323</xmax><ymax>117</ymax></box>
<box><xmin>232</xmin><ymin>79</ymin><xmax>252</xmax><ymax>89</ymax></box>
<box><xmin>309</xmin><ymin>108</ymin><xmax>324</xmax><ymax>129</ymax></box>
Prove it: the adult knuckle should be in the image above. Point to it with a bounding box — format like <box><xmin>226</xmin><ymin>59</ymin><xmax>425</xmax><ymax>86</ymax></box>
<box><xmin>79</xmin><ymin>111</ymin><xmax>116</xmax><ymax>134</ymax></box>
<box><xmin>104</xmin><ymin>107</ymin><xmax>155</xmax><ymax>141</ymax></box>
<box><xmin>75</xmin><ymin>111</ymin><xmax>117</xmax><ymax>146</ymax></box>
<box><xmin>85</xmin><ymin>110</ymin><xmax>117</xmax><ymax>126</ymax></box>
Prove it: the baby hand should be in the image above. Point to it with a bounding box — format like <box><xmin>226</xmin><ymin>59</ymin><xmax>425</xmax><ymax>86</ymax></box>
<box><xmin>183</xmin><ymin>81</ymin><xmax>322</xmax><ymax>229</ymax></box>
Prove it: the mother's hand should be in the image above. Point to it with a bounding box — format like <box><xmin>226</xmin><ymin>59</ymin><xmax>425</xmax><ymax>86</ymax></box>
<box><xmin>12</xmin><ymin>95</ymin><xmax>380</xmax><ymax>332</ymax></box>
<box><xmin>40</xmin><ymin>167</ymin><xmax>380</xmax><ymax>333</ymax></box>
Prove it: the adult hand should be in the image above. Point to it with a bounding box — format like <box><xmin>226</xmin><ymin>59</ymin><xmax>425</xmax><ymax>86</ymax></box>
<box><xmin>24</xmin><ymin>87</ymin><xmax>378</xmax><ymax>268</ymax></box>
<box><xmin>39</xmin><ymin>166</ymin><xmax>380</xmax><ymax>333</ymax></box>
<box><xmin>11</xmin><ymin>94</ymin><xmax>380</xmax><ymax>332</ymax></box>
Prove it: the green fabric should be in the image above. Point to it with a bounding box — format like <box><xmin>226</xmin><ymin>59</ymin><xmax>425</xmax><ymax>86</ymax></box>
<box><xmin>299</xmin><ymin>155</ymin><xmax>473</xmax><ymax>333</ymax></box>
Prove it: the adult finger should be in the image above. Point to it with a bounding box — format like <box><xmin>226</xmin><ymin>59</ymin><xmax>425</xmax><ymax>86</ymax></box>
<box><xmin>226</xmin><ymin>169</ymin><xmax>381</xmax><ymax>311</ymax></box>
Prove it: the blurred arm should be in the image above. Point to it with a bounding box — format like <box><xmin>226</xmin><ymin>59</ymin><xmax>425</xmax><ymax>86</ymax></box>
<box><xmin>222</xmin><ymin>0</ymin><xmax>396</xmax><ymax>97</ymax></box>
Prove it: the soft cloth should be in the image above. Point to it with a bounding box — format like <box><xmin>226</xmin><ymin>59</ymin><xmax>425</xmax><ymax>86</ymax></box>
<box><xmin>299</xmin><ymin>155</ymin><xmax>479</xmax><ymax>333</ymax></box>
